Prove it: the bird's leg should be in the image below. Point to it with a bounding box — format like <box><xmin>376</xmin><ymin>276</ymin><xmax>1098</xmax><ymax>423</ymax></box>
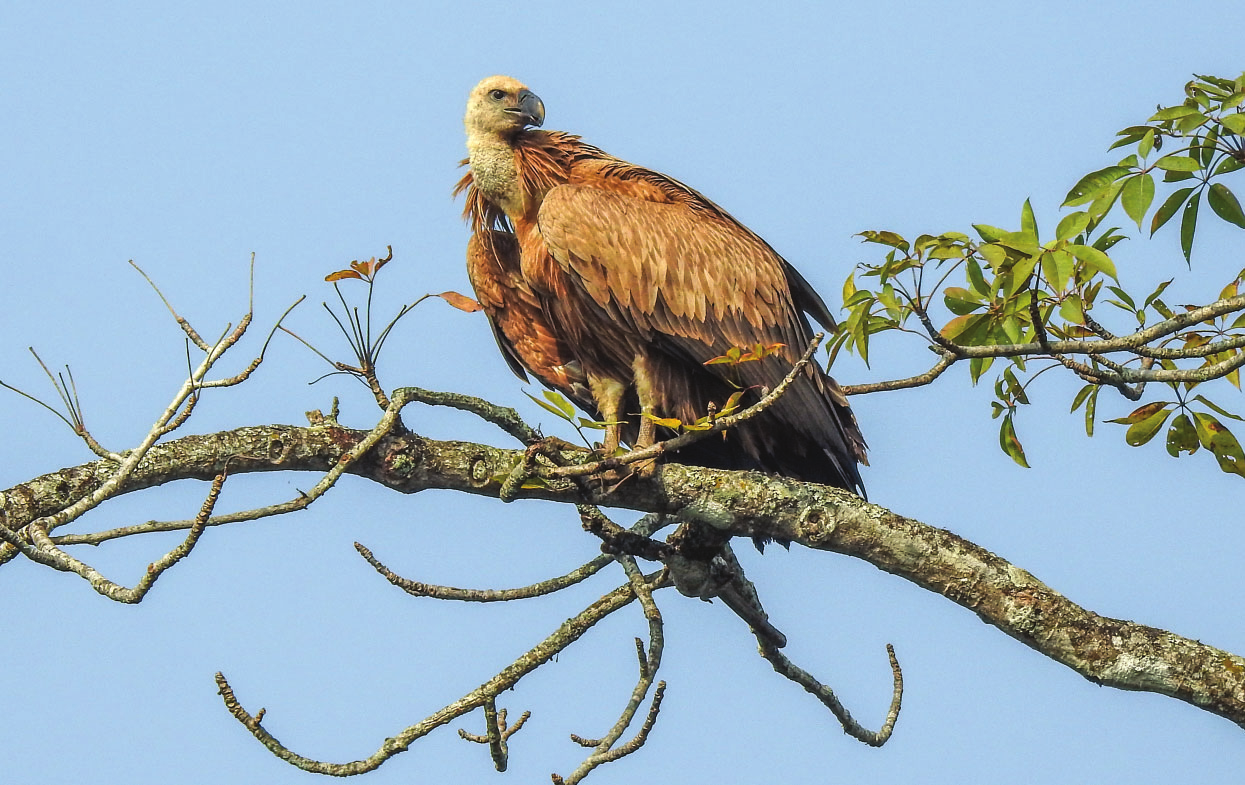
<box><xmin>630</xmin><ymin>357</ymin><xmax>661</xmax><ymax>476</ymax></box>
<box><xmin>589</xmin><ymin>376</ymin><xmax>627</xmax><ymax>459</ymax></box>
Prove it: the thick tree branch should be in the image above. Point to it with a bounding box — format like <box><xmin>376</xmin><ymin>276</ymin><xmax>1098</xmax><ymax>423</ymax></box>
<box><xmin>2</xmin><ymin>420</ymin><xmax>1243</xmax><ymax>729</ymax></box>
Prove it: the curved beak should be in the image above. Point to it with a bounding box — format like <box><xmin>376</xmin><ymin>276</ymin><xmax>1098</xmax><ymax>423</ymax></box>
<box><xmin>510</xmin><ymin>89</ymin><xmax>545</xmax><ymax>128</ymax></box>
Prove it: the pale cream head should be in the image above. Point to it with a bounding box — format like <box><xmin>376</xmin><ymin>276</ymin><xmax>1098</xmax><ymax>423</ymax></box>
<box><xmin>464</xmin><ymin>75</ymin><xmax>545</xmax><ymax>139</ymax></box>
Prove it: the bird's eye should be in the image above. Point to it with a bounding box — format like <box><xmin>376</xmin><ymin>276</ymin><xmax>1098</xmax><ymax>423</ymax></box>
<box><xmin>489</xmin><ymin>89</ymin><xmax>506</xmax><ymax>101</ymax></box>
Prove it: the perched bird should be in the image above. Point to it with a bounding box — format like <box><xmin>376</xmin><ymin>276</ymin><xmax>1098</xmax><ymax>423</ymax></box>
<box><xmin>456</xmin><ymin>75</ymin><xmax>867</xmax><ymax>499</ymax></box>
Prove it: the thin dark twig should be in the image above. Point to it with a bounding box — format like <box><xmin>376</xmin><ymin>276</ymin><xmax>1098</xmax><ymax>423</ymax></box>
<box><xmin>757</xmin><ymin>640</ymin><xmax>903</xmax><ymax>747</ymax></box>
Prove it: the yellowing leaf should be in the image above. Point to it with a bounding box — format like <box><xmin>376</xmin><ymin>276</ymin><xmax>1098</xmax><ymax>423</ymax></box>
<box><xmin>1124</xmin><ymin>406</ymin><xmax>1172</xmax><ymax>446</ymax></box>
<box><xmin>437</xmin><ymin>291</ymin><xmax>483</xmax><ymax>313</ymax></box>
<box><xmin>325</xmin><ymin>269</ymin><xmax>364</xmax><ymax>282</ymax></box>
<box><xmin>645</xmin><ymin>414</ymin><xmax>684</xmax><ymax>428</ymax></box>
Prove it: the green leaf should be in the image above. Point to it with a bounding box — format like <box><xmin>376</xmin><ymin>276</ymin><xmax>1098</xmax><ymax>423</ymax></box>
<box><xmin>1084</xmin><ymin>385</ymin><xmax>1098</xmax><ymax>436</ymax></box>
<box><xmin>645</xmin><ymin>414</ymin><xmax>684</xmax><ymax>429</ymax></box>
<box><xmin>858</xmin><ymin>230</ymin><xmax>909</xmax><ymax>251</ymax></box>
<box><xmin>1138</xmin><ymin>128</ymin><xmax>1156</xmax><ymax>158</ymax></box>
<box><xmin>1221</xmin><ymin>113</ymin><xmax>1245</xmax><ymax>135</ymax></box>
<box><xmin>969</xmin><ymin>355</ymin><xmax>994</xmax><ymax>383</ymax></box>
<box><xmin>1175</xmin><ymin>111</ymin><xmax>1209</xmax><ymax>133</ymax></box>
<box><xmin>1143</xmin><ymin>279</ymin><xmax>1173</xmax><ymax>308</ymax></box>
<box><xmin>1063</xmin><ymin>166</ymin><xmax>1130</xmax><ymax>207</ymax></box>
<box><xmin>943</xmin><ymin>287</ymin><xmax>982</xmax><ymax>316</ymax></box>
<box><xmin>1162</xmin><ymin>169</ymin><xmax>1196</xmax><ymax>183</ymax></box>
<box><xmin>999</xmin><ymin>414</ymin><xmax>1030</xmax><ymax>468</ymax></box>
<box><xmin>928</xmin><ymin>243</ymin><xmax>965</xmax><ymax>260</ymax></box>
<box><xmin>1151</xmin><ymin>186</ymin><xmax>1195</xmax><ymax>236</ymax></box>
<box><xmin>1068</xmin><ymin>243</ymin><xmax>1119</xmax><ymax>281</ymax></box>
<box><xmin>1180</xmin><ymin>190</ymin><xmax>1201</xmax><ymax>263</ymax></box>
<box><xmin>1040</xmin><ymin>250</ymin><xmax>1075</xmax><ymax>292</ymax></box>
<box><xmin>1208</xmin><ymin>183</ymin><xmax>1245</xmax><ymax>229</ymax></box>
<box><xmin>1092</xmin><ymin>226</ymin><xmax>1127</xmax><ymax>252</ymax></box>
<box><xmin>1215</xmin><ymin>156</ymin><xmax>1245</xmax><ymax>176</ymax></box>
<box><xmin>1086</xmin><ymin>180</ymin><xmax>1125</xmax><ymax>222</ymax></box>
<box><xmin>1124</xmin><ymin>405</ymin><xmax>1172</xmax><ymax>446</ymax></box>
<box><xmin>977</xmin><ymin>243</ymin><xmax>1007</xmax><ymax>269</ymax></box>
<box><xmin>1149</xmin><ymin>105</ymin><xmax>1202</xmax><ymax>121</ymax></box>
<box><xmin>1058</xmin><ymin>295</ymin><xmax>1084</xmax><ymax>324</ymax></box>
<box><xmin>1166</xmin><ymin>412</ymin><xmax>1200</xmax><ymax>456</ymax></box>
<box><xmin>1105</xmin><ymin>285</ymin><xmax>1136</xmax><ymax>310</ymax></box>
<box><xmin>1120</xmin><ymin>173</ymin><xmax>1155</xmax><ymax>228</ymax></box>
<box><xmin>1070</xmin><ymin>383</ymin><xmax>1095</xmax><ymax>413</ymax></box>
<box><xmin>1193</xmin><ymin>395</ymin><xmax>1245</xmax><ymax>421</ymax></box>
<box><xmin>1055</xmin><ymin>211</ymin><xmax>1091</xmax><ymax>241</ymax></box>
<box><xmin>973</xmin><ymin>224</ymin><xmax>1008</xmax><ymax>243</ymax></box>
<box><xmin>524</xmin><ymin>390</ymin><xmax>576</xmax><ymax>422</ymax></box>
<box><xmin>965</xmin><ymin>257</ymin><xmax>990</xmax><ymax>296</ymax></box>
<box><xmin>543</xmin><ymin>390</ymin><xmax>576</xmax><ymax>418</ymax></box>
<box><xmin>1107</xmin><ymin>401</ymin><xmax>1169</xmax><ymax>425</ymax></box>
<box><xmin>996</xmin><ymin>233</ymin><xmax>1042</xmax><ymax>257</ymax></box>
<box><xmin>1199</xmin><ymin>130</ymin><xmax>1218</xmax><ymax>168</ymax></box>
<box><xmin>1192</xmin><ymin>412</ymin><xmax>1245</xmax><ymax>477</ymax></box>
<box><xmin>1020</xmin><ymin>198</ymin><xmax>1038</xmax><ymax>240</ymax></box>
<box><xmin>1003</xmin><ymin>252</ymin><xmax>1039</xmax><ymax>296</ymax></box>
<box><xmin>1155</xmin><ymin>155</ymin><xmax>1201</xmax><ymax>172</ymax></box>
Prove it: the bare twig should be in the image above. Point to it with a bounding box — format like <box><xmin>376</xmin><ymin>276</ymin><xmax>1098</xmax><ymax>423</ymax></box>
<box><xmin>457</xmin><ymin>700</ymin><xmax>530</xmax><ymax>772</ymax></box>
<box><xmin>216</xmin><ymin>570</ymin><xmax>666</xmax><ymax>776</ymax></box>
<box><xmin>555</xmin><ymin>558</ymin><xmax>669</xmax><ymax>785</ymax></box>
<box><xmin>23</xmin><ymin>469</ymin><xmax>225</xmax><ymax>602</ymax></box>
<box><xmin>758</xmin><ymin>641</ymin><xmax>903</xmax><ymax>747</ymax></box>
<box><xmin>397</xmin><ymin>386</ymin><xmax>542</xmax><ymax>445</ymax></box>
<box><xmin>355</xmin><ymin>513</ymin><xmax>669</xmax><ymax>602</ymax></box>
<box><xmin>842</xmin><ymin>352</ymin><xmax>957</xmax><ymax>395</ymax></box>
<box><xmin>130</xmin><ymin>259</ymin><xmax>210</xmax><ymax>350</ymax></box>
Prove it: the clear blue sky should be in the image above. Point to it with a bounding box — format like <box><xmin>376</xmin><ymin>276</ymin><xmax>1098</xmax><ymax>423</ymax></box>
<box><xmin>3</xmin><ymin>1</ymin><xmax>1244</xmax><ymax>783</ymax></box>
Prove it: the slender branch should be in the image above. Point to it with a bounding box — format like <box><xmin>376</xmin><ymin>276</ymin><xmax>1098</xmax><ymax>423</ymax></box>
<box><xmin>555</xmin><ymin>558</ymin><xmax>668</xmax><ymax>785</ymax></box>
<box><xmin>4</xmin><ymin>421</ymin><xmax>1244</xmax><ymax>729</ymax></box>
<box><xmin>25</xmin><ymin>469</ymin><xmax>224</xmax><ymax>602</ymax></box>
<box><xmin>397</xmin><ymin>386</ymin><xmax>541</xmax><ymax>445</ymax></box>
<box><xmin>939</xmin><ymin>294</ymin><xmax>1245</xmax><ymax>360</ymax></box>
<box><xmin>758</xmin><ymin>641</ymin><xmax>903</xmax><ymax>747</ymax></box>
<box><xmin>842</xmin><ymin>352</ymin><xmax>956</xmax><ymax>395</ymax></box>
<box><xmin>215</xmin><ymin>570</ymin><xmax>664</xmax><ymax>775</ymax></box>
<box><xmin>354</xmin><ymin>514</ymin><xmax>666</xmax><ymax>601</ymax></box>
<box><xmin>130</xmin><ymin>259</ymin><xmax>210</xmax><ymax>351</ymax></box>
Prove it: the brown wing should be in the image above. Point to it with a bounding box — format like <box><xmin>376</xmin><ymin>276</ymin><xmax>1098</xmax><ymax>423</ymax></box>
<box><xmin>536</xmin><ymin>182</ymin><xmax>866</xmax><ymax>491</ymax></box>
<box><xmin>466</xmin><ymin>230</ymin><xmax>593</xmax><ymax>413</ymax></box>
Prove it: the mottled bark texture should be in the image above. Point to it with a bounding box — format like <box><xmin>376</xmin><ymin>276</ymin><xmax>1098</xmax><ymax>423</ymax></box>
<box><xmin>3</xmin><ymin>420</ymin><xmax>1243</xmax><ymax>727</ymax></box>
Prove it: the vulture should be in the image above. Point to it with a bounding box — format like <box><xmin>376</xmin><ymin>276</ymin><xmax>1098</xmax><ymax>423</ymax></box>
<box><xmin>456</xmin><ymin>75</ymin><xmax>867</xmax><ymax>498</ymax></box>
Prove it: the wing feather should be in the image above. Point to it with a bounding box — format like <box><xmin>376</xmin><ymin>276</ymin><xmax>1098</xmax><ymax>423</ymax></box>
<box><xmin>538</xmin><ymin>185</ymin><xmax>799</xmax><ymax>356</ymax></box>
<box><xmin>536</xmin><ymin>180</ymin><xmax>866</xmax><ymax>489</ymax></box>
<box><xmin>466</xmin><ymin>230</ymin><xmax>593</xmax><ymax>411</ymax></box>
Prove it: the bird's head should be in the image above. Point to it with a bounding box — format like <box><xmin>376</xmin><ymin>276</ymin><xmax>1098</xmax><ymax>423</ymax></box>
<box><xmin>464</xmin><ymin>75</ymin><xmax>545</xmax><ymax>139</ymax></box>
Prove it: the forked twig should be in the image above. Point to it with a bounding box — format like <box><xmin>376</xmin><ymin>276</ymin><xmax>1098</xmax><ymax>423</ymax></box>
<box><xmin>554</xmin><ymin>557</ymin><xmax>669</xmax><ymax>784</ymax></box>
<box><xmin>216</xmin><ymin>570</ymin><xmax>666</xmax><ymax>775</ymax></box>
<box><xmin>457</xmin><ymin>700</ymin><xmax>530</xmax><ymax>772</ymax></box>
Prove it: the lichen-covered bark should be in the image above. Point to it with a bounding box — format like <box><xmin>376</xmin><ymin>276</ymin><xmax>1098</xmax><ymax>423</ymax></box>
<box><xmin>2</xmin><ymin>421</ymin><xmax>1243</xmax><ymax>727</ymax></box>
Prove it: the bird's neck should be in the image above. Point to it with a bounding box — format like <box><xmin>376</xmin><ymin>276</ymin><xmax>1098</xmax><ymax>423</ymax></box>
<box><xmin>467</xmin><ymin>134</ymin><xmax>526</xmax><ymax>219</ymax></box>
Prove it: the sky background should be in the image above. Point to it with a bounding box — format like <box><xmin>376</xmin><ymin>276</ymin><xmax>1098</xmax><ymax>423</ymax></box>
<box><xmin>3</xmin><ymin>1</ymin><xmax>1244</xmax><ymax>782</ymax></box>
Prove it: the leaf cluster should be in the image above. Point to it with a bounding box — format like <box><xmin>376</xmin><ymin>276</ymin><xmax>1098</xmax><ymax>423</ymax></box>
<box><xmin>833</xmin><ymin>72</ymin><xmax>1245</xmax><ymax>476</ymax></box>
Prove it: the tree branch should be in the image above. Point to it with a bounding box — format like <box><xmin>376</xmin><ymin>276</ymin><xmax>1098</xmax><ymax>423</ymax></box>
<box><xmin>3</xmin><ymin>421</ymin><xmax>1242</xmax><ymax>729</ymax></box>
